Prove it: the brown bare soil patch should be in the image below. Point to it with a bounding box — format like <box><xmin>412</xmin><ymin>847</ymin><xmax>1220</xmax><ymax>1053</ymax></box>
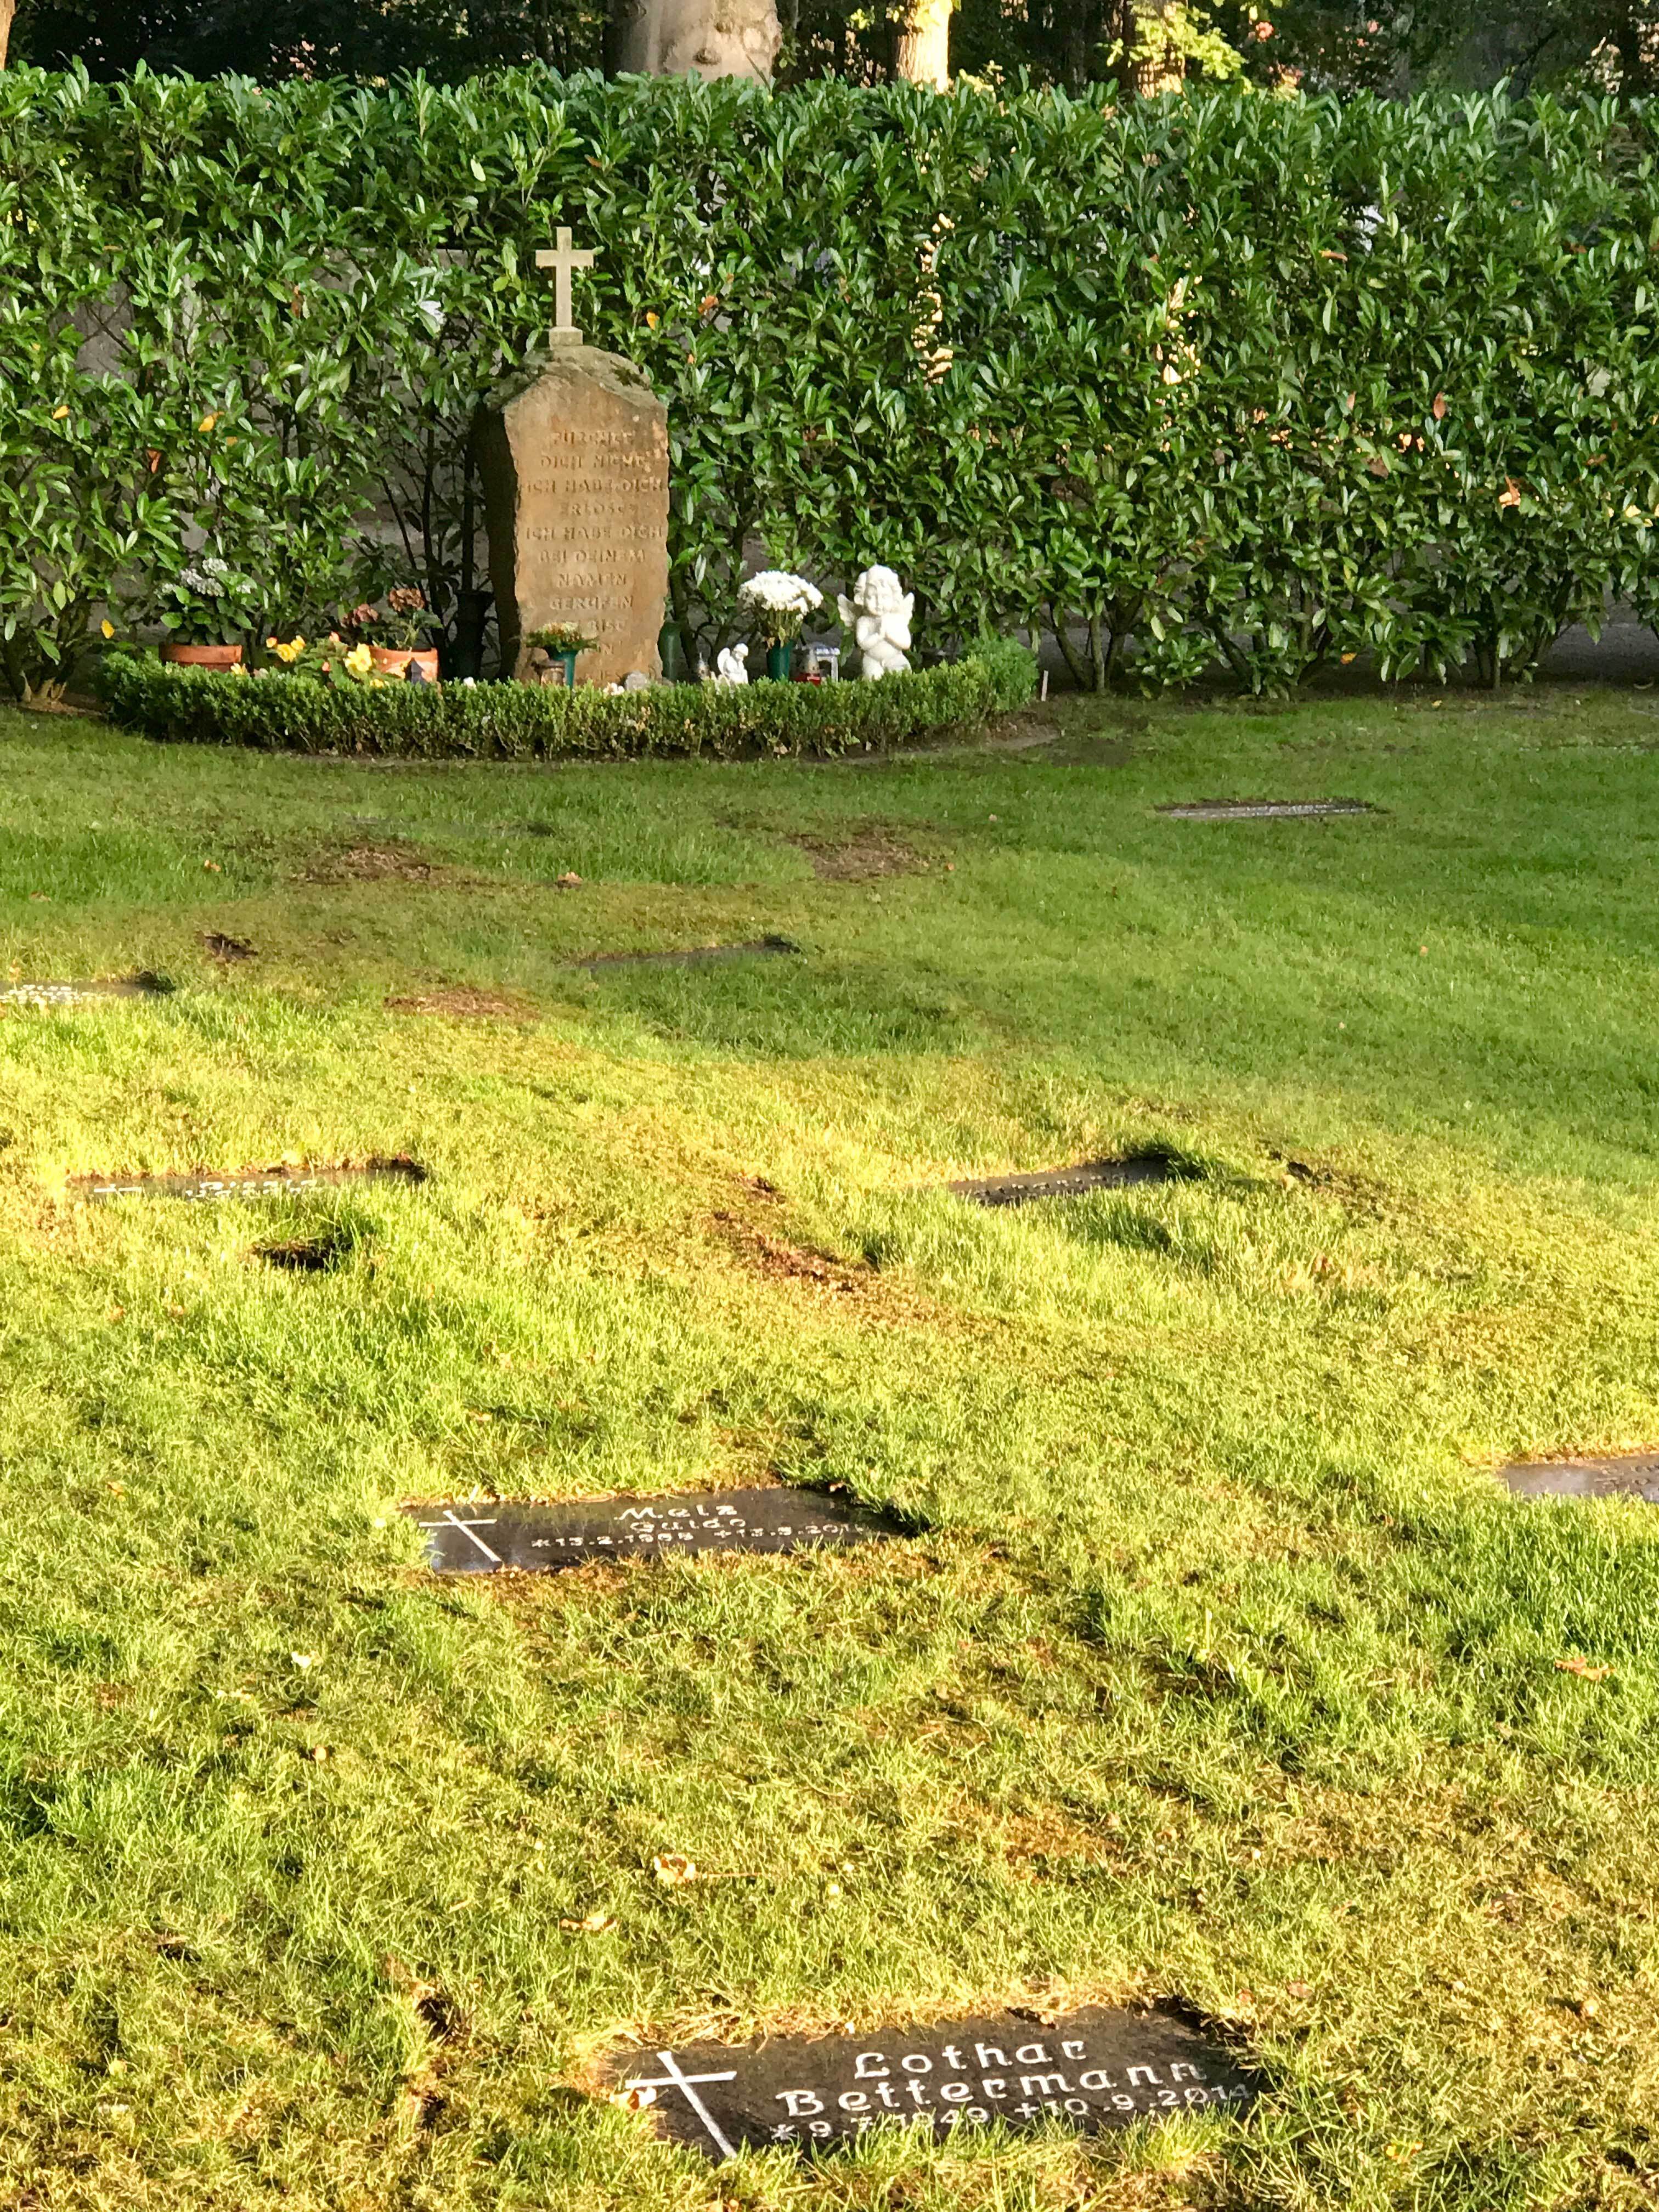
<box><xmin>710</xmin><ymin>1211</ymin><xmax>869</xmax><ymax>1296</ymax></box>
<box><xmin>787</xmin><ymin>825</ymin><xmax>930</xmax><ymax>881</ymax></box>
<box><xmin>300</xmin><ymin>843</ymin><xmax>438</xmax><ymax>884</ymax></box>
<box><xmin>251</xmin><ymin>1232</ymin><xmax>351</xmax><ymax>1274</ymax></box>
<box><xmin>385</xmin><ymin>986</ymin><xmax>537</xmax><ymax>1020</ymax></box>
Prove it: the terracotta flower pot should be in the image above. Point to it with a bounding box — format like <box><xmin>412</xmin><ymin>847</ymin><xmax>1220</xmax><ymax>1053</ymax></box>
<box><xmin>370</xmin><ymin>646</ymin><xmax>441</xmax><ymax>683</ymax></box>
<box><xmin>161</xmin><ymin>642</ymin><xmax>244</xmax><ymax>670</ymax></box>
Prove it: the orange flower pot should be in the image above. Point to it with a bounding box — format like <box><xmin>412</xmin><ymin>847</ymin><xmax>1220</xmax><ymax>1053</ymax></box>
<box><xmin>370</xmin><ymin>646</ymin><xmax>441</xmax><ymax>683</ymax></box>
<box><xmin>161</xmin><ymin>642</ymin><xmax>244</xmax><ymax>670</ymax></box>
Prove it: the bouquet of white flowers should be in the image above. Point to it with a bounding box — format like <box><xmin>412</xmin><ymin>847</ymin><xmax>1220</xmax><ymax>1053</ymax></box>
<box><xmin>736</xmin><ymin>569</ymin><xmax>823</xmax><ymax>647</ymax></box>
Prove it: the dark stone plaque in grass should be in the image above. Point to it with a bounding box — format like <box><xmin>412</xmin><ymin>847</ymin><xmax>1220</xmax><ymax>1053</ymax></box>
<box><xmin>2</xmin><ymin>974</ymin><xmax>170</xmax><ymax>1008</ymax></box>
<box><xmin>603</xmin><ymin>2002</ymin><xmax>1259</xmax><ymax>2162</ymax></box>
<box><xmin>1503</xmin><ymin>1455</ymin><xmax>1659</xmax><ymax>1502</ymax></box>
<box><xmin>574</xmin><ymin>935</ymin><xmax>800</xmax><ymax>971</ymax></box>
<box><xmin>405</xmin><ymin>1486</ymin><xmax>889</xmax><ymax>1573</ymax></box>
<box><xmin>74</xmin><ymin>1157</ymin><xmax>425</xmax><ymax>1204</ymax></box>
<box><xmin>1157</xmin><ymin>799</ymin><xmax>1377</xmax><ymax>821</ymax></box>
<box><xmin>947</xmin><ymin>1154</ymin><xmax>1182</xmax><ymax>1208</ymax></box>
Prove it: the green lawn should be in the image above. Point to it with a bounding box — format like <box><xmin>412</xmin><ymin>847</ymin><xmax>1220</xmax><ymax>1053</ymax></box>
<box><xmin>2</xmin><ymin>685</ymin><xmax>1657</xmax><ymax>2212</ymax></box>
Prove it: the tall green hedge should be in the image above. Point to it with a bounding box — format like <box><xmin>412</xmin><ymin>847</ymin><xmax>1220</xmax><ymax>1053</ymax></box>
<box><xmin>2</xmin><ymin>67</ymin><xmax>1657</xmax><ymax>698</ymax></box>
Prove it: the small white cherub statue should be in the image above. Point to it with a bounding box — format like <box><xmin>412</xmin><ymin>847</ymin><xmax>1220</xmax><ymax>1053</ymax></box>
<box><xmin>837</xmin><ymin>566</ymin><xmax>913</xmax><ymax>680</ymax></box>
<box><xmin>713</xmin><ymin>641</ymin><xmax>750</xmax><ymax>685</ymax></box>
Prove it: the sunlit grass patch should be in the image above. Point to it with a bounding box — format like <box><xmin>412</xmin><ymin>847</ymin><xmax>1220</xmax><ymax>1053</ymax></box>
<box><xmin>1</xmin><ymin>687</ymin><xmax>1657</xmax><ymax>2208</ymax></box>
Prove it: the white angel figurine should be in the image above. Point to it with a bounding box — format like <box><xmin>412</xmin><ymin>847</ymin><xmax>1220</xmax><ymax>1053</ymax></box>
<box><xmin>837</xmin><ymin>566</ymin><xmax>913</xmax><ymax>680</ymax></box>
<box><xmin>713</xmin><ymin>642</ymin><xmax>750</xmax><ymax>685</ymax></box>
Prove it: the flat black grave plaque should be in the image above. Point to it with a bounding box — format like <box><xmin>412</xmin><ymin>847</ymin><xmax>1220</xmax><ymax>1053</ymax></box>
<box><xmin>405</xmin><ymin>1486</ymin><xmax>888</xmax><ymax>1573</ymax></box>
<box><xmin>574</xmin><ymin>936</ymin><xmax>800</xmax><ymax>972</ymax></box>
<box><xmin>2</xmin><ymin>975</ymin><xmax>169</xmax><ymax>1008</ymax></box>
<box><xmin>74</xmin><ymin>1158</ymin><xmax>425</xmax><ymax>1204</ymax></box>
<box><xmin>1158</xmin><ymin>799</ymin><xmax>1376</xmax><ymax>822</ymax></box>
<box><xmin>947</xmin><ymin>1155</ymin><xmax>1177</xmax><ymax>1207</ymax></box>
<box><xmin>603</xmin><ymin>2002</ymin><xmax>1259</xmax><ymax>2162</ymax></box>
<box><xmin>1503</xmin><ymin>1454</ymin><xmax>1659</xmax><ymax>1502</ymax></box>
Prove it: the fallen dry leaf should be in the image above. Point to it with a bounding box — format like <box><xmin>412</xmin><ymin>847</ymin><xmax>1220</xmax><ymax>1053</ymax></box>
<box><xmin>1555</xmin><ymin>1655</ymin><xmax>1612</xmax><ymax>1681</ymax></box>
<box><xmin>651</xmin><ymin>1852</ymin><xmax>696</xmax><ymax>1886</ymax></box>
<box><xmin>559</xmin><ymin>1912</ymin><xmax>617</xmax><ymax>1934</ymax></box>
<box><xmin>555</xmin><ymin>871</ymin><xmax>583</xmax><ymax>889</ymax></box>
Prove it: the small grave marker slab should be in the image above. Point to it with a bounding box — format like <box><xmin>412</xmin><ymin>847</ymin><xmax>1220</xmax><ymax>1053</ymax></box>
<box><xmin>947</xmin><ymin>1155</ymin><xmax>1178</xmax><ymax>1208</ymax></box>
<box><xmin>405</xmin><ymin>1486</ymin><xmax>888</xmax><ymax>1573</ymax></box>
<box><xmin>1158</xmin><ymin>799</ymin><xmax>1377</xmax><ymax>822</ymax></box>
<box><xmin>574</xmin><ymin>936</ymin><xmax>800</xmax><ymax>971</ymax></box>
<box><xmin>73</xmin><ymin>1158</ymin><xmax>425</xmax><ymax>1204</ymax></box>
<box><xmin>1503</xmin><ymin>1454</ymin><xmax>1659</xmax><ymax>1502</ymax></box>
<box><xmin>603</xmin><ymin>2002</ymin><xmax>1258</xmax><ymax>2162</ymax></box>
<box><xmin>2</xmin><ymin>975</ymin><xmax>169</xmax><ymax>1008</ymax></box>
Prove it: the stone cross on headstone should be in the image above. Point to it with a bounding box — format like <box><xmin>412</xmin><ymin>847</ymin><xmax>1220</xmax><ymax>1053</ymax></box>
<box><xmin>535</xmin><ymin>227</ymin><xmax>596</xmax><ymax>348</ymax></box>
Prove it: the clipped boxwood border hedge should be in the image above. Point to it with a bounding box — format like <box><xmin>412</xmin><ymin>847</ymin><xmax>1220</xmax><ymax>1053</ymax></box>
<box><xmin>94</xmin><ymin>642</ymin><xmax>1036</xmax><ymax>760</ymax></box>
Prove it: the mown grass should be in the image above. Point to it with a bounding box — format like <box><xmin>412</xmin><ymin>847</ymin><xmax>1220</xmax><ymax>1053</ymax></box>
<box><xmin>1</xmin><ymin>684</ymin><xmax>1657</xmax><ymax>2212</ymax></box>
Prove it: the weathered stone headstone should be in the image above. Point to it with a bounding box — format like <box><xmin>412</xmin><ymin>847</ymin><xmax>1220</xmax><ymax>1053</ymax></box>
<box><xmin>946</xmin><ymin>1155</ymin><xmax>1181</xmax><ymax>1208</ymax></box>
<box><xmin>602</xmin><ymin>2002</ymin><xmax>1259</xmax><ymax>2161</ymax></box>
<box><xmin>1503</xmin><ymin>1455</ymin><xmax>1659</xmax><ymax>1502</ymax></box>
<box><xmin>72</xmin><ymin>1159</ymin><xmax>425</xmax><ymax>1203</ymax></box>
<box><xmin>476</xmin><ymin>229</ymin><xmax>669</xmax><ymax>690</ymax></box>
<box><xmin>406</xmin><ymin>1486</ymin><xmax>889</xmax><ymax>1573</ymax></box>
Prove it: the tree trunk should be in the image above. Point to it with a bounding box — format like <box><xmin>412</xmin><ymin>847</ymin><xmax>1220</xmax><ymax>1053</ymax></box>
<box><xmin>1615</xmin><ymin>0</ymin><xmax>1659</xmax><ymax>89</ymax></box>
<box><xmin>0</xmin><ymin>0</ymin><xmax>15</xmax><ymax>69</ymax></box>
<box><xmin>1064</xmin><ymin>0</ymin><xmax>1105</xmax><ymax>86</ymax></box>
<box><xmin>606</xmin><ymin>0</ymin><xmax>780</xmax><ymax>78</ymax></box>
<box><xmin>893</xmin><ymin>0</ymin><xmax>951</xmax><ymax>86</ymax></box>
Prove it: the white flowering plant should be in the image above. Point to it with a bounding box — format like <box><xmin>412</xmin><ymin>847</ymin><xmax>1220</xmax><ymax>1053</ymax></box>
<box><xmin>156</xmin><ymin>555</ymin><xmax>263</xmax><ymax>646</ymax></box>
<box><xmin>736</xmin><ymin>569</ymin><xmax>823</xmax><ymax>647</ymax></box>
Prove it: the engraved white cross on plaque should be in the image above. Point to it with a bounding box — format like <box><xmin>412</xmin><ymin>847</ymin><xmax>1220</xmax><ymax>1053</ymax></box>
<box><xmin>535</xmin><ymin>225</ymin><xmax>596</xmax><ymax>347</ymax></box>
<box><xmin>622</xmin><ymin>2051</ymin><xmax>740</xmax><ymax>2158</ymax></box>
<box><xmin>416</xmin><ymin>1508</ymin><xmax>502</xmax><ymax>1566</ymax></box>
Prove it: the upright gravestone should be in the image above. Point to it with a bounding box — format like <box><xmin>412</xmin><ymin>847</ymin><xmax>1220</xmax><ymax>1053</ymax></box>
<box><xmin>476</xmin><ymin>228</ymin><xmax>670</xmax><ymax>690</ymax></box>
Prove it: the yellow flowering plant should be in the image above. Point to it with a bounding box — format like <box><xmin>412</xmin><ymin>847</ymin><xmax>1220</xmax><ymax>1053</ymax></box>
<box><xmin>250</xmin><ymin>631</ymin><xmax>385</xmax><ymax>687</ymax></box>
